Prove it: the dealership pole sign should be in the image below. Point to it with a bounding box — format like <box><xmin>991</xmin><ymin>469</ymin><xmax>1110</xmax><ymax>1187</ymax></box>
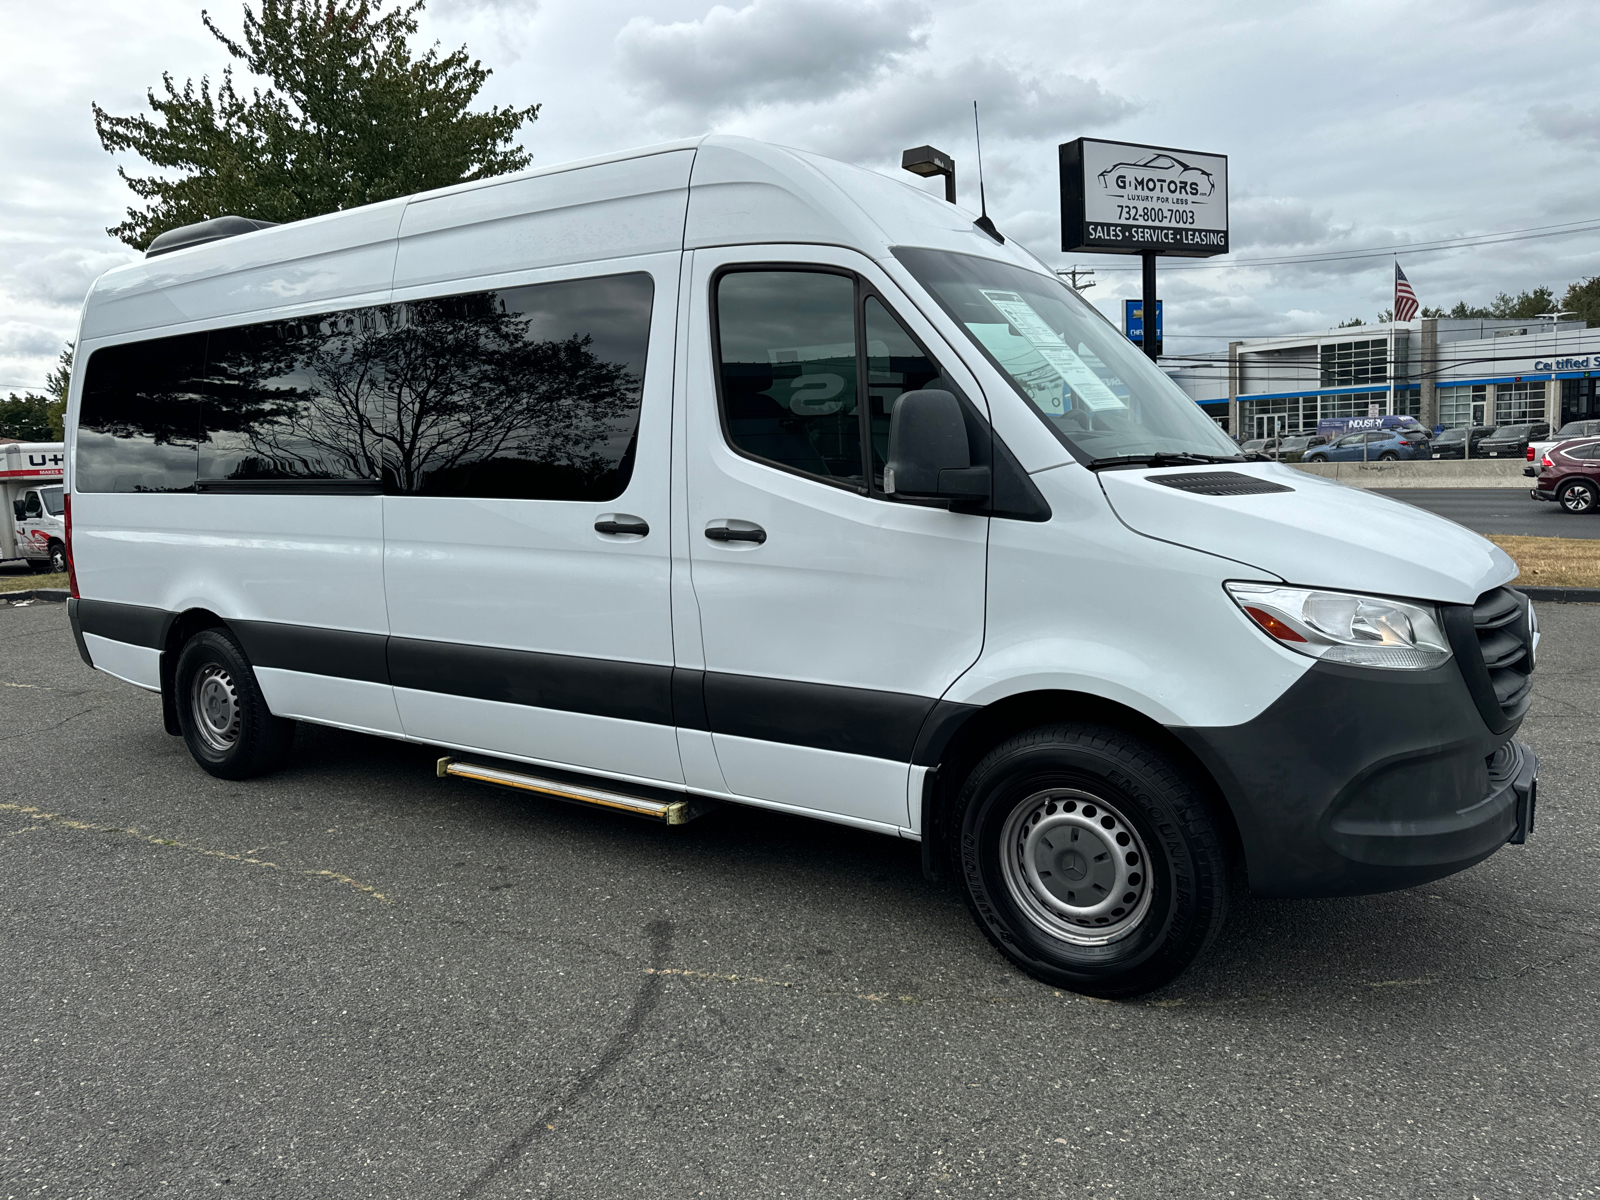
<box><xmin>1059</xmin><ymin>139</ymin><xmax>1229</xmax><ymax>257</ymax></box>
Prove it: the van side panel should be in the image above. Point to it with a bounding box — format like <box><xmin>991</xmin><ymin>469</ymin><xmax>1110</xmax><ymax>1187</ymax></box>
<box><xmin>79</xmin><ymin>202</ymin><xmax>405</xmax><ymax>340</ymax></box>
<box><xmin>394</xmin><ymin>151</ymin><xmax>694</xmax><ymax>289</ymax></box>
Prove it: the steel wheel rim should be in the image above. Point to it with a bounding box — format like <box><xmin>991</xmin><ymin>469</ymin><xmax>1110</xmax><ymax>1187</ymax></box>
<box><xmin>1563</xmin><ymin>484</ymin><xmax>1593</xmax><ymax>512</ymax></box>
<box><xmin>999</xmin><ymin>788</ymin><xmax>1154</xmax><ymax>946</ymax></box>
<box><xmin>191</xmin><ymin>664</ymin><xmax>241</xmax><ymax>752</ymax></box>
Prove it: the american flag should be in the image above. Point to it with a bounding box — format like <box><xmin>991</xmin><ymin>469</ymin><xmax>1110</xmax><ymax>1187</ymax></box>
<box><xmin>1394</xmin><ymin>263</ymin><xmax>1419</xmax><ymax>322</ymax></box>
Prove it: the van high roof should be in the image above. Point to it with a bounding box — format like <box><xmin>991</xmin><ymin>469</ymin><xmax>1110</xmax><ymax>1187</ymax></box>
<box><xmin>80</xmin><ymin>135</ymin><xmax>1048</xmax><ymax>342</ymax></box>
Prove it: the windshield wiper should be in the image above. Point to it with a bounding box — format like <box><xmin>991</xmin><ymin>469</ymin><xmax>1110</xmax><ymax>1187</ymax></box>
<box><xmin>1085</xmin><ymin>452</ymin><xmax>1245</xmax><ymax>471</ymax></box>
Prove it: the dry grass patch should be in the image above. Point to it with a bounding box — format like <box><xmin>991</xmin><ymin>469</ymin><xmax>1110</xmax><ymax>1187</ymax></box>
<box><xmin>0</xmin><ymin>572</ymin><xmax>67</xmax><ymax>593</ymax></box>
<box><xmin>1488</xmin><ymin>536</ymin><xmax>1600</xmax><ymax>588</ymax></box>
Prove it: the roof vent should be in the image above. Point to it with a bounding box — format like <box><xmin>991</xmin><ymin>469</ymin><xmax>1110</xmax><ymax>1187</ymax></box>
<box><xmin>145</xmin><ymin>215</ymin><xmax>278</xmax><ymax>258</ymax></box>
<box><xmin>1149</xmin><ymin>471</ymin><xmax>1293</xmax><ymax>496</ymax></box>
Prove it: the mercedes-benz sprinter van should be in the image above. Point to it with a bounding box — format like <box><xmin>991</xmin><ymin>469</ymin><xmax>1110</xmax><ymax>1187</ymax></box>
<box><xmin>63</xmin><ymin>136</ymin><xmax>1538</xmax><ymax>996</ymax></box>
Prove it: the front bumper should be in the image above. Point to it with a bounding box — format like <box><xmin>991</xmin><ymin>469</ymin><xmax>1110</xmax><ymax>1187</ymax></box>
<box><xmin>1173</xmin><ymin>658</ymin><xmax>1536</xmax><ymax>898</ymax></box>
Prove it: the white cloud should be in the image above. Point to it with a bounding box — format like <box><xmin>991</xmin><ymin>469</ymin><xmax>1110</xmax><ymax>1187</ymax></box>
<box><xmin>1528</xmin><ymin>103</ymin><xmax>1600</xmax><ymax>152</ymax></box>
<box><xmin>763</xmin><ymin>56</ymin><xmax>1137</xmax><ymax>164</ymax></box>
<box><xmin>617</xmin><ymin>0</ymin><xmax>931</xmax><ymax>115</ymax></box>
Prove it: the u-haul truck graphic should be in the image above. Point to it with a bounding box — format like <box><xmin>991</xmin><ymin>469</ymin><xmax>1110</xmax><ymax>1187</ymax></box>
<box><xmin>0</xmin><ymin>442</ymin><xmax>67</xmax><ymax>575</ymax></box>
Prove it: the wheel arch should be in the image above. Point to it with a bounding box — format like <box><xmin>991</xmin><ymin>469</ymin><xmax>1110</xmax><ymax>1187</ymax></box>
<box><xmin>159</xmin><ymin>608</ymin><xmax>231</xmax><ymax>736</ymax></box>
<box><xmin>920</xmin><ymin>689</ymin><xmax>1247</xmax><ymax>890</ymax></box>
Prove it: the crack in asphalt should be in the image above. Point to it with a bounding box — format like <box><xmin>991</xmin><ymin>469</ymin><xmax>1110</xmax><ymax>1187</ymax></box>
<box><xmin>456</xmin><ymin>918</ymin><xmax>673</xmax><ymax>1200</ymax></box>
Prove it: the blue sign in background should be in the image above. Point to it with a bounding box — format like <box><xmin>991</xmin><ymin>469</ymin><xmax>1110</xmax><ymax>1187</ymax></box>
<box><xmin>1123</xmin><ymin>299</ymin><xmax>1163</xmax><ymax>350</ymax></box>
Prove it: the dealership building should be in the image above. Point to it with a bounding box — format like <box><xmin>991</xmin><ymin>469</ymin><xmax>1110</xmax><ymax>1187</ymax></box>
<box><xmin>1165</xmin><ymin>317</ymin><xmax>1600</xmax><ymax>437</ymax></box>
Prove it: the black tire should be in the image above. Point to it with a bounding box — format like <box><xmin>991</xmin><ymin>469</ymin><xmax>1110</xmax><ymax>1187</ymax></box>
<box><xmin>1559</xmin><ymin>478</ymin><xmax>1599</xmax><ymax>514</ymax></box>
<box><xmin>1378</xmin><ymin>451</ymin><xmax>1399</xmax><ymax>462</ymax></box>
<box><xmin>46</xmin><ymin>541</ymin><xmax>66</xmax><ymax>574</ymax></box>
<box><xmin>173</xmin><ymin>628</ymin><xmax>294</xmax><ymax>779</ymax></box>
<box><xmin>952</xmin><ymin>724</ymin><xmax>1230</xmax><ymax>999</ymax></box>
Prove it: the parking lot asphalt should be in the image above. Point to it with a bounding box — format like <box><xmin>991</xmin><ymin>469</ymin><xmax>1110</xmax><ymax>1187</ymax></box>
<box><xmin>2</xmin><ymin>601</ymin><xmax>1597</xmax><ymax>1199</ymax></box>
<box><xmin>1374</xmin><ymin>487</ymin><xmax>1600</xmax><ymax>538</ymax></box>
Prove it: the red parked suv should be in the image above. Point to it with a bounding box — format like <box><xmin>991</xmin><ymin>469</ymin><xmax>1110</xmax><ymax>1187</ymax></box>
<box><xmin>1531</xmin><ymin>439</ymin><xmax>1600</xmax><ymax>513</ymax></box>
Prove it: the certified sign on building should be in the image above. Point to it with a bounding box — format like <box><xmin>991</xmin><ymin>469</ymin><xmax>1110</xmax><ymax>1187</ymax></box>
<box><xmin>1060</xmin><ymin>138</ymin><xmax>1229</xmax><ymax>256</ymax></box>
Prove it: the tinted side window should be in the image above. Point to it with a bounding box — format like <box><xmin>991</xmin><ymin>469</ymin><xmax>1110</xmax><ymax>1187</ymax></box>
<box><xmin>202</xmin><ymin>307</ymin><xmax>391</xmax><ymax>483</ymax></box>
<box><xmin>715</xmin><ymin>270</ymin><xmax>863</xmax><ymax>485</ymax></box>
<box><xmin>77</xmin><ymin>333</ymin><xmax>204</xmax><ymax>493</ymax></box>
<box><xmin>390</xmin><ymin>273</ymin><xmax>653</xmax><ymax>501</ymax></box>
<box><xmin>23</xmin><ymin>492</ymin><xmax>42</xmax><ymax>518</ymax></box>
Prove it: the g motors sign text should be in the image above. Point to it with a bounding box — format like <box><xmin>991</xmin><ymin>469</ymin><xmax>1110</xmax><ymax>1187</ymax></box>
<box><xmin>1060</xmin><ymin>138</ymin><xmax>1229</xmax><ymax>256</ymax></box>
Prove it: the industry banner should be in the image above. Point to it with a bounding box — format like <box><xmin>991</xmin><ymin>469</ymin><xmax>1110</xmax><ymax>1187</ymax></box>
<box><xmin>1060</xmin><ymin>138</ymin><xmax>1229</xmax><ymax>257</ymax></box>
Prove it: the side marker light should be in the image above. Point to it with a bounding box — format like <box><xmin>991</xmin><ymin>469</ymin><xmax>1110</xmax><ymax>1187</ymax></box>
<box><xmin>1243</xmin><ymin>606</ymin><xmax>1307</xmax><ymax>643</ymax></box>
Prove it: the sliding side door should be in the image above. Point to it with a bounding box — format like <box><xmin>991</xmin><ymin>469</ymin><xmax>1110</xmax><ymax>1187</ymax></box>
<box><xmin>381</xmin><ymin>256</ymin><xmax>683</xmax><ymax>786</ymax></box>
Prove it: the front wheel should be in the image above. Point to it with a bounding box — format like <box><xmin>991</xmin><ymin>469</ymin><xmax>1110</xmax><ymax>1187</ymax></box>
<box><xmin>174</xmin><ymin>628</ymin><xmax>295</xmax><ymax>779</ymax></box>
<box><xmin>1559</xmin><ymin>478</ymin><xmax>1599</xmax><ymax>514</ymax></box>
<box><xmin>46</xmin><ymin>541</ymin><xmax>66</xmax><ymax>574</ymax></box>
<box><xmin>953</xmin><ymin>724</ymin><xmax>1231</xmax><ymax>998</ymax></box>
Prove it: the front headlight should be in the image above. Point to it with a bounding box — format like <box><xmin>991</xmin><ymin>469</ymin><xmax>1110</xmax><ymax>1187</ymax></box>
<box><xmin>1226</xmin><ymin>583</ymin><xmax>1452</xmax><ymax>670</ymax></box>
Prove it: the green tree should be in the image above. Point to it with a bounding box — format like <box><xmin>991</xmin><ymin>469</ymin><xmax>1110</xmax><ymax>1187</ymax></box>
<box><xmin>1562</xmin><ymin>277</ymin><xmax>1600</xmax><ymax>326</ymax></box>
<box><xmin>4</xmin><ymin>345</ymin><xmax>72</xmax><ymax>441</ymax></box>
<box><xmin>1337</xmin><ymin>316</ymin><xmax>1366</xmax><ymax>327</ymax></box>
<box><xmin>93</xmin><ymin>0</ymin><xmax>539</xmax><ymax>250</ymax></box>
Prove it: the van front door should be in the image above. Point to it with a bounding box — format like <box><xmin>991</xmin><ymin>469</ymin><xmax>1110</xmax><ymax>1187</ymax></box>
<box><xmin>678</xmin><ymin>248</ymin><xmax>989</xmax><ymax>831</ymax></box>
<box><xmin>381</xmin><ymin>260</ymin><xmax>682</xmax><ymax>785</ymax></box>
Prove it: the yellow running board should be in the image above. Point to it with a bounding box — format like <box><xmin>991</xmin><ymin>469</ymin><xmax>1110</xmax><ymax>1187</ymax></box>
<box><xmin>437</xmin><ymin>757</ymin><xmax>703</xmax><ymax>825</ymax></box>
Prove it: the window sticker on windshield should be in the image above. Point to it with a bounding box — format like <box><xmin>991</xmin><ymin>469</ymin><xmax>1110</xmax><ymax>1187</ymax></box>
<box><xmin>978</xmin><ymin>290</ymin><xmax>1126</xmax><ymax>412</ymax></box>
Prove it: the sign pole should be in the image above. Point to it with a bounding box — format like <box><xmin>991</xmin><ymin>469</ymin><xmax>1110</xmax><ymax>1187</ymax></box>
<box><xmin>1141</xmin><ymin>251</ymin><xmax>1159</xmax><ymax>363</ymax></box>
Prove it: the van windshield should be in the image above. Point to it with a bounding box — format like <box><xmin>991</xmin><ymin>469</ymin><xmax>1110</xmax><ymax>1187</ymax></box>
<box><xmin>40</xmin><ymin>486</ymin><xmax>63</xmax><ymax>516</ymax></box>
<box><xmin>893</xmin><ymin>247</ymin><xmax>1241</xmax><ymax>464</ymax></box>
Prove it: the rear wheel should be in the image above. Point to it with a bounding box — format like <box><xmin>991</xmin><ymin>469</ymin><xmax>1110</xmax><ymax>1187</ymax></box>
<box><xmin>174</xmin><ymin>628</ymin><xmax>294</xmax><ymax>779</ymax></box>
<box><xmin>1559</xmin><ymin>478</ymin><xmax>1599</xmax><ymax>514</ymax></box>
<box><xmin>952</xmin><ymin>724</ymin><xmax>1230</xmax><ymax>999</ymax></box>
<box><xmin>1378</xmin><ymin>451</ymin><xmax>1399</xmax><ymax>461</ymax></box>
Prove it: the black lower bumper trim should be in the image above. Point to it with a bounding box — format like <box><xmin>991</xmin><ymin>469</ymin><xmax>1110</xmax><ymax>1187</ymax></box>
<box><xmin>1174</xmin><ymin>659</ymin><xmax>1535</xmax><ymax>898</ymax></box>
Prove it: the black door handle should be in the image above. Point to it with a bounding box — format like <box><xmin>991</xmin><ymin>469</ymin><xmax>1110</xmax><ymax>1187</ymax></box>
<box><xmin>595</xmin><ymin>515</ymin><xmax>649</xmax><ymax>537</ymax></box>
<box><xmin>704</xmin><ymin>522</ymin><xmax>766</xmax><ymax>544</ymax></box>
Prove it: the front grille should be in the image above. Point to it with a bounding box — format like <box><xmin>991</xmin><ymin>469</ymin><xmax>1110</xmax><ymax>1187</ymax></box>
<box><xmin>1465</xmin><ymin>587</ymin><xmax>1534</xmax><ymax>728</ymax></box>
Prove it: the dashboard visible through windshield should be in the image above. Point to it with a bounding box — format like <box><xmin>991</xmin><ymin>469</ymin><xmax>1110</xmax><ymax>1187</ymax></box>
<box><xmin>893</xmin><ymin>247</ymin><xmax>1241</xmax><ymax>466</ymax></box>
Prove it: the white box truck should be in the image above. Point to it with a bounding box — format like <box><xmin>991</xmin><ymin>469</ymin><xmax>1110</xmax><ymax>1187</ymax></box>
<box><xmin>0</xmin><ymin>442</ymin><xmax>67</xmax><ymax>574</ymax></box>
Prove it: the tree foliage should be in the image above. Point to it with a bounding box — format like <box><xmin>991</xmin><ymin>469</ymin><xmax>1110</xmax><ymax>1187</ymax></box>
<box><xmin>1562</xmin><ymin>277</ymin><xmax>1600</xmax><ymax>327</ymax></box>
<box><xmin>4</xmin><ymin>345</ymin><xmax>72</xmax><ymax>441</ymax></box>
<box><xmin>92</xmin><ymin>0</ymin><xmax>539</xmax><ymax>249</ymax></box>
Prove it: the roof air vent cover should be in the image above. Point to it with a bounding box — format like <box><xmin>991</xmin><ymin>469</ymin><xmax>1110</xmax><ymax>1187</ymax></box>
<box><xmin>1148</xmin><ymin>471</ymin><xmax>1294</xmax><ymax>496</ymax></box>
<box><xmin>145</xmin><ymin>215</ymin><xmax>279</xmax><ymax>258</ymax></box>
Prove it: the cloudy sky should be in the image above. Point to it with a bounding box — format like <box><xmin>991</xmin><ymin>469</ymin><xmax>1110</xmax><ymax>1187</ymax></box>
<box><xmin>3</xmin><ymin>0</ymin><xmax>1599</xmax><ymax>391</ymax></box>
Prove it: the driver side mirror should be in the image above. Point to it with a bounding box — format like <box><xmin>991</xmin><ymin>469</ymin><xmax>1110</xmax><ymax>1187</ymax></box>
<box><xmin>12</xmin><ymin>500</ymin><xmax>24</xmax><ymax>521</ymax></box>
<box><xmin>884</xmin><ymin>390</ymin><xmax>990</xmax><ymax>505</ymax></box>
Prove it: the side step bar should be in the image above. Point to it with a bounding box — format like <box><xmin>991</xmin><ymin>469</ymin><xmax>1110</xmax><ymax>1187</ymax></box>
<box><xmin>437</xmin><ymin>757</ymin><xmax>709</xmax><ymax>825</ymax></box>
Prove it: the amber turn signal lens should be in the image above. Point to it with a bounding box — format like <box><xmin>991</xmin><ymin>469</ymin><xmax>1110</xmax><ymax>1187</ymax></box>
<box><xmin>1243</xmin><ymin>605</ymin><xmax>1307</xmax><ymax>643</ymax></box>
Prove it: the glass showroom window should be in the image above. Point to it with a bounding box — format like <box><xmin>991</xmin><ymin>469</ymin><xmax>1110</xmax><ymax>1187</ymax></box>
<box><xmin>1495</xmin><ymin>381</ymin><xmax>1546</xmax><ymax>425</ymax></box>
<box><xmin>1319</xmin><ymin>390</ymin><xmax>1386</xmax><ymax>420</ymax></box>
<box><xmin>1320</xmin><ymin>339</ymin><xmax>1387</xmax><ymax>388</ymax></box>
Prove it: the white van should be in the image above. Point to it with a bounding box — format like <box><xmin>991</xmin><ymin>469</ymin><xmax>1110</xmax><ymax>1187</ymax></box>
<box><xmin>0</xmin><ymin>442</ymin><xmax>67</xmax><ymax>573</ymax></box>
<box><xmin>63</xmin><ymin>136</ymin><xmax>1538</xmax><ymax>996</ymax></box>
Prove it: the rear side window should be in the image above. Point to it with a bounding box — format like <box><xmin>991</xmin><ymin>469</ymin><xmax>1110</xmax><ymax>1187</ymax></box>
<box><xmin>77</xmin><ymin>333</ymin><xmax>204</xmax><ymax>493</ymax></box>
<box><xmin>75</xmin><ymin>271</ymin><xmax>653</xmax><ymax>501</ymax></box>
<box><xmin>391</xmin><ymin>273</ymin><xmax>653</xmax><ymax>500</ymax></box>
<box><xmin>715</xmin><ymin>270</ymin><xmax>863</xmax><ymax>485</ymax></box>
<box><xmin>202</xmin><ymin>307</ymin><xmax>390</xmax><ymax>484</ymax></box>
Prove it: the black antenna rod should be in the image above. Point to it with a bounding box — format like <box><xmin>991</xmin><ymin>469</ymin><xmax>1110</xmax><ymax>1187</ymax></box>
<box><xmin>972</xmin><ymin>101</ymin><xmax>1004</xmax><ymax>244</ymax></box>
